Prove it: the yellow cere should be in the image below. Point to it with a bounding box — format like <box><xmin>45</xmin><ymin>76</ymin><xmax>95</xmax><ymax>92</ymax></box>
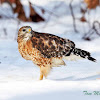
<box><xmin>29</xmin><ymin>29</ymin><xmax>31</xmax><ymax>32</ymax></box>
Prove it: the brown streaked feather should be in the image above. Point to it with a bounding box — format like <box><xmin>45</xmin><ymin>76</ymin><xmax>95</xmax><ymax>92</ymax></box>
<box><xmin>31</xmin><ymin>31</ymin><xmax>75</xmax><ymax>58</ymax></box>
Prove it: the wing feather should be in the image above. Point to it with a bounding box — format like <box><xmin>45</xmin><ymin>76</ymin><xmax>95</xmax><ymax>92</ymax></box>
<box><xmin>31</xmin><ymin>31</ymin><xmax>75</xmax><ymax>58</ymax></box>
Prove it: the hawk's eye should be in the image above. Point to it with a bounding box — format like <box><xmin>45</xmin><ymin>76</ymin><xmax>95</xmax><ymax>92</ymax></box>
<box><xmin>23</xmin><ymin>29</ymin><xmax>26</xmax><ymax>32</ymax></box>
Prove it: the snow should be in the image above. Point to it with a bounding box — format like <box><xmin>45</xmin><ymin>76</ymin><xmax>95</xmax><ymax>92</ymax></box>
<box><xmin>0</xmin><ymin>37</ymin><xmax>100</xmax><ymax>100</ymax></box>
<box><xmin>0</xmin><ymin>0</ymin><xmax>100</xmax><ymax>100</ymax></box>
<box><xmin>0</xmin><ymin>80</ymin><xmax>100</xmax><ymax>100</ymax></box>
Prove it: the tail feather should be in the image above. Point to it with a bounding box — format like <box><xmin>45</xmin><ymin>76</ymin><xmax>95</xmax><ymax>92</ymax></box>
<box><xmin>88</xmin><ymin>56</ymin><xmax>96</xmax><ymax>62</ymax></box>
<box><xmin>73</xmin><ymin>48</ymin><xmax>96</xmax><ymax>62</ymax></box>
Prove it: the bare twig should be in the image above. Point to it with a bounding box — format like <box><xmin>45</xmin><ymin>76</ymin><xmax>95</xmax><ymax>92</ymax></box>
<box><xmin>83</xmin><ymin>21</ymin><xmax>100</xmax><ymax>41</ymax></box>
<box><xmin>93</xmin><ymin>21</ymin><xmax>100</xmax><ymax>36</ymax></box>
<box><xmin>69</xmin><ymin>0</ymin><xmax>78</xmax><ymax>33</ymax></box>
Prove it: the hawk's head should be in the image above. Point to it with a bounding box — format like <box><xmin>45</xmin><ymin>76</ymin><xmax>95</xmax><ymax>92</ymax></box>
<box><xmin>18</xmin><ymin>26</ymin><xmax>32</xmax><ymax>41</ymax></box>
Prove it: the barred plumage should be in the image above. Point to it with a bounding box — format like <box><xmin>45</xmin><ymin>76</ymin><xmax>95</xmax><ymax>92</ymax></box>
<box><xmin>73</xmin><ymin>48</ymin><xmax>96</xmax><ymax>62</ymax></box>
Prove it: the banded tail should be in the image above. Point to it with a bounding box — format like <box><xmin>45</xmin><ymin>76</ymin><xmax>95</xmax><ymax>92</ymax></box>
<box><xmin>73</xmin><ymin>48</ymin><xmax>96</xmax><ymax>62</ymax></box>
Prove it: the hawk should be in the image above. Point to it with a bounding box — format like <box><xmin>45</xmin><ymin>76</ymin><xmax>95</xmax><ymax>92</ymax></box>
<box><xmin>17</xmin><ymin>26</ymin><xmax>96</xmax><ymax>80</ymax></box>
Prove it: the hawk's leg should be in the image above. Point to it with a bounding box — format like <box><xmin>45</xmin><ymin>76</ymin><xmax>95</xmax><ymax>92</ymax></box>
<box><xmin>39</xmin><ymin>73</ymin><xmax>43</xmax><ymax>80</ymax></box>
<box><xmin>39</xmin><ymin>65</ymin><xmax>51</xmax><ymax>80</ymax></box>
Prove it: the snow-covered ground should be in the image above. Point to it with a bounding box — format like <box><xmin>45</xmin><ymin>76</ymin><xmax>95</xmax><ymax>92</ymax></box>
<box><xmin>0</xmin><ymin>36</ymin><xmax>100</xmax><ymax>100</ymax></box>
<box><xmin>0</xmin><ymin>0</ymin><xmax>100</xmax><ymax>100</ymax></box>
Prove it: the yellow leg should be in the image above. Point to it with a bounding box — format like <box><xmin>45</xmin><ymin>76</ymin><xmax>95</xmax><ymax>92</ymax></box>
<box><xmin>39</xmin><ymin>74</ymin><xmax>43</xmax><ymax>80</ymax></box>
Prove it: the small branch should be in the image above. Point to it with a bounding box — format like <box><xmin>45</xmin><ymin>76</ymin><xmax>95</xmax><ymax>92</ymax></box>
<box><xmin>69</xmin><ymin>0</ymin><xmax>78</xmax><ymax>33</ymax></box>
<box><xmin>82</xmin><ymin>21</ymin><xmax>100</xmax><ymax>41</ymax></box>
<box><xmin>93</xmin><ymin>21</ymin><xmax>100</xmax><ymax>36</ymax></box>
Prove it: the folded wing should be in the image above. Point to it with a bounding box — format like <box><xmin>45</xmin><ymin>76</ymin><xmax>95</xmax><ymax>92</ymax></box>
<box><xmin>31</xmin><ymin>31</ymin><xmax>75</xmax><ymax>58</ymax></box>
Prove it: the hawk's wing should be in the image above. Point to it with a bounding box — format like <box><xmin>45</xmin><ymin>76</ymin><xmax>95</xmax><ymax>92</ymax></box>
<box><xmin>31</xmin><ymin>31</ymin><xmax>75</xmax><ymax>58</ymax></box>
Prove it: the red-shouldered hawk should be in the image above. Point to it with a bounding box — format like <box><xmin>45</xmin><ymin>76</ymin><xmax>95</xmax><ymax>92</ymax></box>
<box><xmin>17</xmin><ymin>26</ymin><xmax>96</xmax><ymax>80</ymax></box>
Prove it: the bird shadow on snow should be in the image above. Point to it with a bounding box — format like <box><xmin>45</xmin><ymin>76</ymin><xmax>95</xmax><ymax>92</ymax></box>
<box><xmin>51</xmin><ymin>74</ymin><xmax>100</xmax><ymax>81</ymax></box>
<box><xmin>51</xmin><ymin>76</ymin><xmax>75</xmax><ymax>81</ymax></box>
